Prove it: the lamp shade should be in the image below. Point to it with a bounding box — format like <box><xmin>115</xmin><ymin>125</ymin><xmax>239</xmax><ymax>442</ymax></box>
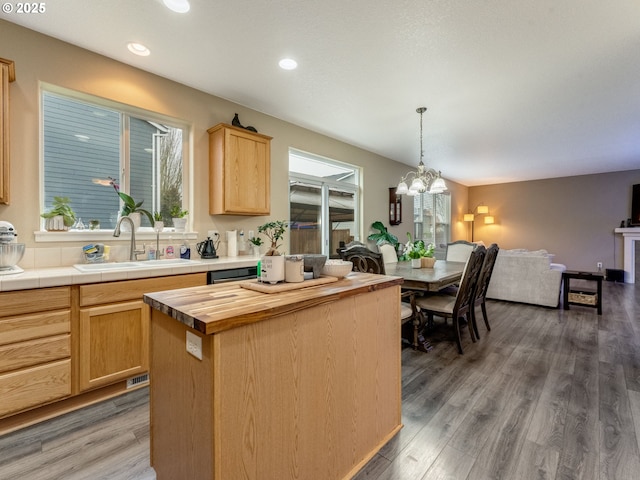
<box><xmin>477</xmin><ymin>204</ymin><xmax>489</xmax><ymax>214</ymax></box>
<box><xmin>484</xmin><ymin>215</ymin><xmax>495</xmax><ymax>224</ymax></box>
<box><xmin>464</xmin><ymin>213</ymin><xmax>475</xmax><ymax>222</ymax></box>
<box><xmin>396</xmin><ymin>182</ymin><xmax>409</xmax><ymax>195</ymax></box>
<box><xmin>429</xmin><ymin>175</ymin><xmax>447</xmax><ymax>194</ymax></box>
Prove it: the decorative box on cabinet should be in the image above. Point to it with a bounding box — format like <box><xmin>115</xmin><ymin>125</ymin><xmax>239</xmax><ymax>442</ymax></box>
<box><xmin>0</xmin><ymin>57</ymin><xmax>16</xmax><ymax>205</ymax></box>
<box><xmin>0</xmin><ymin>287</ymin><xmax>71</xmax><ymax>418</ymax></box>
<box><xmin>208</xmin><ymin>123</ymin><xmax>272</xmax><ymax>215</ymax></box>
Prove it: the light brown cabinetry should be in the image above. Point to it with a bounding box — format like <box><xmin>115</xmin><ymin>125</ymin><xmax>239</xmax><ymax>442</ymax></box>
<box><xmin>0</xmin><ymin>287</ymin><xmax>71</xmax><ymax>418</ymax></box>
<box><xmin>0</xmin><ymin>57</ymin><xmax>15</xmax><ymax>205</ymax></box>
<box><xmin>208</xmin><ymin>123</ymin><xmax>272</xmax><ymax>215</ymax></box>
<box><xmin>77</xmin><ymin>273</ymin><xmax>205</xmax><ymax>392</ymax></box>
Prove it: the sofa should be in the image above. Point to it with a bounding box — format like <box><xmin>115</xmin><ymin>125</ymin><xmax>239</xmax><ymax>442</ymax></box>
<box><xmin>486</xmin><ymin>249</ymin><xmax>566</xmax><ymax>307</ymax></box>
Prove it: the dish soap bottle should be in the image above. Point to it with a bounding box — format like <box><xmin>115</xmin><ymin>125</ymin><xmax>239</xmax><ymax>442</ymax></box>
<box><xmin>180</xmin><ymin>234</ymin><xmax>190</xmax><ymax>259</ymax></box>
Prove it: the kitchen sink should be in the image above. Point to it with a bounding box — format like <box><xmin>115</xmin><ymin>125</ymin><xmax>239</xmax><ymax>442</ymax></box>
<box><xmin>74</xmin><ymin>262</ymin><xmax>144</xmax><ymax>272</ymax></box>
<box><xmin>73</xmin><ymin>258</ymin><xmax>201</xmax><ymax>272</ymax></box>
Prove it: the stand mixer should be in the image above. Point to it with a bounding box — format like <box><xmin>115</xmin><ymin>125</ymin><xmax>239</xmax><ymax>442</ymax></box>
<box><xmin>0</xmin><ymin>221</ymin><xmax>25</xmax><ymax>274</ymax></box>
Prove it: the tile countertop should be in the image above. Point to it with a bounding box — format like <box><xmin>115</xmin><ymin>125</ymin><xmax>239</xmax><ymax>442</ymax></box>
<box><xmin>0</xmin><ymin>256</ymin><xmax>261</xmax><ymax>292</ymax></box>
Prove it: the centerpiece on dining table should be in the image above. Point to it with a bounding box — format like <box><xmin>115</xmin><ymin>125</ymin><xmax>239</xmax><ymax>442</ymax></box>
<box><xmin>400</xmin><ymin>233</ymin><xmax>436</xmax><ymax>268</ymax></box>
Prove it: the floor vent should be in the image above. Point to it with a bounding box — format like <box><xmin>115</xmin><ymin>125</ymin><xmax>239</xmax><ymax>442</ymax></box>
<box><xmin>126</xmin><ymin>373</ymin><xmax>149</xmax><ymax>389</ymax></box>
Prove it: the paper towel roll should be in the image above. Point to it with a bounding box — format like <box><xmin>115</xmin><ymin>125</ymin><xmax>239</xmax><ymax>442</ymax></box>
<box><xmin>226</xmin><ymin>230</ymin><xmax>238</xmax><ymax>257</ymax></box>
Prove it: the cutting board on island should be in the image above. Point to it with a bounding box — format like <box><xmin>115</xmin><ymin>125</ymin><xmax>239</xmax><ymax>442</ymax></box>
<box><xmin>240</xmin><ymin>275</ymin><xmax>338</xmax><ymax>293</ymax></box>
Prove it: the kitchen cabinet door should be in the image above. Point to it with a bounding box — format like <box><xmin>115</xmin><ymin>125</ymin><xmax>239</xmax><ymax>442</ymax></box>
<box><xmin>78</xmin><ymin>300</ymin><xmax>149</xmax><ymax>392</ymax></box>
<box><xmin>208</xmin><ymin>123</ymin><xmax>272</xmax><ymax>215</ymax></box>
<box><xmin>0</xmin><ymin>57</ymin><xmax>15</xmax><ymax>205</ymax></box>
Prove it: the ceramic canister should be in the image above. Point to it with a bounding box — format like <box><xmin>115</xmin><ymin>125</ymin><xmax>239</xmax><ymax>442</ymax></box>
<box><xmin>285</xmin><ymin>255</ymin><xmax>305</xmax><ymax>283</ymax></box>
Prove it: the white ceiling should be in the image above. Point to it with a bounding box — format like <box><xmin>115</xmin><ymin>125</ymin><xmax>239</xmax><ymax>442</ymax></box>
<box><xmin>3</xmin><ymin>0</ymin><xmax>639</xmax><ymax>186</ymax></box>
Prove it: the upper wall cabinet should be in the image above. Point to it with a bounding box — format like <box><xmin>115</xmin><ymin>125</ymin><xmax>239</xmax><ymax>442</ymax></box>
<box><xmin>208</xmin><ymin>123</ymin><xmax>272</xmax><ymax>215</ymax></box>
<box><xmin>0</xmin><ymin>58</ymin><xmax>15</xmax><ymax>205</ymax></box>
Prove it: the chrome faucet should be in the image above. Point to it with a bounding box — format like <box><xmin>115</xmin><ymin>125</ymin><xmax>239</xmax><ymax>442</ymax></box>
<box><xmin>113</xmin><ymin>216</ymin><xmax>145</xmax><ymax>261</ymax></box>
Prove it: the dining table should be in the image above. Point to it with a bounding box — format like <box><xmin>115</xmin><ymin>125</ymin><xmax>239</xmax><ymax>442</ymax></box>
<box><xmin>385</xmin><ymin>260</ymin><xmax>467</xmax><ymax>352</ymax></box>
<box><xmin>384</xmin><ymin>260</ymin><xmax>466</xmax><ymax>292</ymax></box>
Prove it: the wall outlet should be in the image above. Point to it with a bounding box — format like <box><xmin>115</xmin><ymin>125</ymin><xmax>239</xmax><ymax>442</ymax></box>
<box><xmin>207</xmin><ymin>230</ymin><xmax>219</xmax><ymax>239</ymax></box>
<box><xmin>597</xmin><ymin>262</ymin><xmax>603</xmax><ymax>270</ymax></box>
<box><xmin>186</xmin><ymin>331</ymin><xmax>202</xmax><ymax>360</ymax></box>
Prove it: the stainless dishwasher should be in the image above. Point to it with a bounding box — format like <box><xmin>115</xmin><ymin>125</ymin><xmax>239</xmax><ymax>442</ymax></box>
<box><xmin>206</xmin><ymin>266</ymin><xmax>257</xmax><ymax>284</ymax></box>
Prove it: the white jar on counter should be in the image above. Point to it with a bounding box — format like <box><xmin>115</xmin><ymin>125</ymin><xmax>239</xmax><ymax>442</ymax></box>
<box><xmin>285</xmin><ymin>255</ymin><xmax>304</xmax><ymax>283</ymax></box>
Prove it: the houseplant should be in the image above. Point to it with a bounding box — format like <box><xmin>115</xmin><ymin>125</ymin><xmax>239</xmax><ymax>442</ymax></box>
<box><xmin>153</xmin><ymin>211</ymin><xmax>164</xmax><ymax>233</ymax></box>
<box><xmin>257</xmin><ymin>220</ymin><xmax>288</xmax><ymax>283</ymax></box>
<box><xmin>108</xmin><ymin>177</ymin><xmax>153</xmax><ymax>230</ymax></box>
<box><xmin>248</xmin><ymin>236</ymin><xmax>263</xmax><ymax>256</ymax></box>
<box><xmin>41</xmin><ymin>196</ymin><xmax>77</xmax><ymax>231</ymax></box>
<box><xmin>367</xmin><ymin>221</ymin><xmax>400</xmax><ymax>251</ymax></box>
<box><xmin>400</xmin><ymin>233</ymin><xmax>435</xmax><ymax>268</ymax></box>
<box><xmin>170</xmin><ymin>205</ymin><xmax>188</xmax><ymax>232</ymax></box>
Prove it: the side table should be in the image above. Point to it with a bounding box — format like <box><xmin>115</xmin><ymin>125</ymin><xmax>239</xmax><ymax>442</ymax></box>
<box><xmin>562</xmin><ymin>270</ymin><xmax>603</xmax><ymax>315</ymax></box>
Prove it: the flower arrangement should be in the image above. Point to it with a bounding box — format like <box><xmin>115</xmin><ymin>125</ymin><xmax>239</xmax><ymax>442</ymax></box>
<box><xmin>107</xmin><ymin>177</ymin><xmax>153</xmax><ymax>226</ymax></box>
<box><xmin>400</xmin><ymin>232</ymin><xmax>434</xmax><ymax>261</ymax></box>
<box><xmin>257</xmin><ymin>220</ymin><xmax>287</xmax><ymax>256</ymax></box>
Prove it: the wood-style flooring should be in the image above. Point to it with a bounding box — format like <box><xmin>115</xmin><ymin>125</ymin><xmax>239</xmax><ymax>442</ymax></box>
<box><xmin>0</xmin><ymin>280</ymin><xmax>638</xmax><ymax>480</ymax></box>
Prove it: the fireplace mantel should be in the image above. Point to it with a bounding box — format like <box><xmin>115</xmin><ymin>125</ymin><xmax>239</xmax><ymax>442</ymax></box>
<box><xmin>614</xmin><ymin>228</ymin><xmax>640</xmax><ymax>283</ymax></box>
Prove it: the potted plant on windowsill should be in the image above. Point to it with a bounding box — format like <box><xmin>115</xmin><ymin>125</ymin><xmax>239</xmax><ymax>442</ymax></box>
<box><xmin>41</xmin><ymin>196</ymin><xmax>77</xmax><ymax>231</ymax></box>
<box><xmin>153</xmin><ymin>211</ymin><xmax>164</xmax><ymax>233</ymax></box>
<box><xmin>106</xmin><ymin>177</ymin><xmax>153</xmax><ymax>231</ymax></box>
<box><xmin>170</xmin><ymin>205</ymin><xmax>188</xmax><ymax>232</ymax></box>
<box><xmin>257</xmin><ymin>220</ymin><xmax>288</xmax><ymax>283</ymax></box>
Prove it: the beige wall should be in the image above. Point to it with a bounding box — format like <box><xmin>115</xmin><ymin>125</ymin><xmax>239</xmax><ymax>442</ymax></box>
<box><xmin>468</xmin><ymin>170</ymin><xmax>640</xmax><ymax>271</ymax></box>
<box><xmin>1</xmin><ymin>20</ymin><xmax>458</xmax><ymax>256</ymax></box>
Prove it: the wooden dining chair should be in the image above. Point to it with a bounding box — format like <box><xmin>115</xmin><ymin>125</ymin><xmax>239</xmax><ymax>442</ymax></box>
<box><xmin>415</xmin><ymin>245</ymin><xmax>486</xmax><ymax>354</ymax></box>
<box><xmin>445</xmin><ymin>240</ymin><xmax>475</xmax><ymax>263</ymax></box>
<box><xmin>342</xmin><ymin>245</ymin><xmax>422</xmax><ymax>347</ymax></box>
<box><xmin>340</xmin><ymin>245</ymin><xmax>385</xmax><ymax>274</ymax></box>
<box><xmin>470</xmin><ymin>243</ymin><xmax>500</xmax><ymax>338</ymax></box>
<box><xmin>379</xmin><ymin>243</ymin><xmax>399</xmax><ymax>264</ymax></box>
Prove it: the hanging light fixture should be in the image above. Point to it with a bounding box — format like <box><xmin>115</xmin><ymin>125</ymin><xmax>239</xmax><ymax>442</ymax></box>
<box><xmin>396</xmin><ymin>107</ymin><xmax>447</xmax><ymax>196</ymax></box>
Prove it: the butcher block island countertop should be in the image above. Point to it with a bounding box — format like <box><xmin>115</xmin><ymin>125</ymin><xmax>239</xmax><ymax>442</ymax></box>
<box><xmin>143</xmin><ymin>272</ymin><xmax>404</xmax><ymax>480</ymax></box>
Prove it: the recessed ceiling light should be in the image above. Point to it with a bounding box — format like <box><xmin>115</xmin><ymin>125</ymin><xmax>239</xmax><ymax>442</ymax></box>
<box><xmin>127</xmin><ymin>42</ymin><xmax>151</xmax><ymax>56</ymax></box>
<box><xmin>279</xmin><ymin>58</ymin><xmax>298</xmax><ymax>70</ymax></box>
<box><xmin>163</xmin><ymin>0</ymin><xmax>190</xmax><ymax>13</ymax></box>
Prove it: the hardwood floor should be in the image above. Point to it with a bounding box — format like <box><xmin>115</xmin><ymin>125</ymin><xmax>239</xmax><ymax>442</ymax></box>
<box><xmin>0</xmin><ymin>280</ymin><xmax>638</xmax><ymax>479</ymax></box>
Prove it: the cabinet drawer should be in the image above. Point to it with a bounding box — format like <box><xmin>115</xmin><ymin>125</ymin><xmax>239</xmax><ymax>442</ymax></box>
<box><xmin>0</xmin><ymin>287</ymin><xmax>70</xmax><ymax>318</ymax></box>
<box><xmin>0</xmin><ymin>311</ymin><xmax>70</xmax><ymax>346</ymax></box>
<box><xmin>0</xmin><ymin>334</ymin><xmax>70</xmax><ymax>374</ymax></box>
<box><xmin>0</xmin><ymin>359</ymin><xmax>71</xmax><ymax>418</ymax></box>
<box><xmin>79</xmin><ymin>273</ymin><xmax>206</xmax><ymax>306</ymax></box>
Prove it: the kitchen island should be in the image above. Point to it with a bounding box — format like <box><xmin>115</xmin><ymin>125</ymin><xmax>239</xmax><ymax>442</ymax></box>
<box><xmin>143</xmin><ymin>272</ymin><xmax>403</xmax><ymax>480</ymax></box>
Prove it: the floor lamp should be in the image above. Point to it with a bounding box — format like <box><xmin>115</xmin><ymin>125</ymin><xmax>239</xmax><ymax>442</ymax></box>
<box><xmin>464</xmin><ymin>204</ymin><xmax>493</xmax><ymax>242</ymax></box>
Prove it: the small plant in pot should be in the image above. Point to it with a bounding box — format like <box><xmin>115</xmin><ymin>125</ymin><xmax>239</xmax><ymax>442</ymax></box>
<box><xmin>248</xmin><ymin>236</ymin><xmax>263</xmax><ymax>256</ymax></box>
<box><xmin>153</xmin><ymin>211</ymin><xmax>164</xmax><ymax>233</ymax></box>
<box><xmin>400</xmin><ymin>233</ymin><xmax>435</xmax><ymax>268</ymax></box>
<box><xmin>258</xmin><ymin>220</ymin><xmax>287</xmax><ymax>256</ymax></box>
<box><xmin>257</xmin><ymin>220</ymin><xmax>288</xmax><ymax>283</ymax></box>
<box><xmin>170</xmin><ymin>205</ymin><xmax>188</xmax><ymax>232</ymax></box>
<box><xmin>106</xmin><ymin>177</ymin><xmax>153</xmax><ymax>229</ymax></box>
<box><xmin>41</xmin><ymin>196</ymin><xmax>77</xmax><ymax>231</ymax></box>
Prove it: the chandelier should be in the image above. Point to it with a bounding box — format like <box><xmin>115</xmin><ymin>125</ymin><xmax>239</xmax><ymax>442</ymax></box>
<box><xmin>395</xmin><ymin>107</ymin><xmax>447</xmax><ymax>196</ymax></box>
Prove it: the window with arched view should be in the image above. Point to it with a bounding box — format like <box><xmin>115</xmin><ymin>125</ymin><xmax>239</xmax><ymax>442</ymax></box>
<box><xmin>42</xmin><ymin>88</ymin><xmax>187</xmax><ymax>230</ymax></box>
<box><xmin>289</xmin><ymin>149</ymin><xmax>360</xmax><ymax>258</ymax></box>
